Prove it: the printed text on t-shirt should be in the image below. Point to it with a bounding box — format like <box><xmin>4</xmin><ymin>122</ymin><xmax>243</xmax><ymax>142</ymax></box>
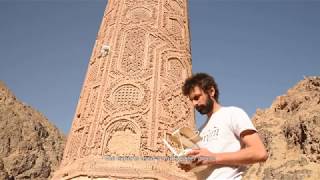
<box><xmin>201</xmin><ymin>126</ymin><xmax>219</xmax><ymax>142</ymax></box>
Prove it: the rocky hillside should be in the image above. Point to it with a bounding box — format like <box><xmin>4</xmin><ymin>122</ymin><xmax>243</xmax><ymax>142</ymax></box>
<box><xmin>0</xmin><ymin>81</ymin><xmax>66</xmax><ymax>179</ymax></box>
<box><xmin>244</xmin><ymin>76</ymin><xmax>320</xmax><ymax>180</ymax></box>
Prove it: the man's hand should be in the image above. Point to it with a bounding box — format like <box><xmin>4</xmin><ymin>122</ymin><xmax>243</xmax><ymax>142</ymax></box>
<box><xmin>177</xmin><ymin>148</ymin><xmax>216</xmax><ymax>172</ymax></box>
<box><xmin>178</xmin><ymin>163</ymin><xmax>193</xmax><ymax>172</ymax></box>
<box><xmin>185</xmin><ymin>131</ymin><xmax>268</xmax><ymax>167</ymax></box>
<box><xmin>187</xmin><ymin>148</ymin><xmax>216</xmax><ymax>166</ymax></box>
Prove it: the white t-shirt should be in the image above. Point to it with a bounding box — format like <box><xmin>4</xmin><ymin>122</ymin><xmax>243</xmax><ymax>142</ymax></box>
<box><xmin>196</xmin><ymin>106</ymin><xmax>257</xmax><ymax>180</ymax></box>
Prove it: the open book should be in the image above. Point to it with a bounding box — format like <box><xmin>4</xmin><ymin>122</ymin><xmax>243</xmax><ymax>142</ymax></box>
<box><xmin>163</xmin><ymin>127</ymin><xmax>202</xmax><ymax>156</ymax></box>
<box><xmin>163</xmin><ymin>127</ymin><xmax>209</xmax><ymax>172</ymax></box>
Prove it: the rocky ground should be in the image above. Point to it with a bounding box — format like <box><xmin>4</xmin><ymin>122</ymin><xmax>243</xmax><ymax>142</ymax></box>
<box><xmin>0</xmin><ymin>81</ymin><xmax>65</xmax><ymax>179</ymax></box>
<box><xmin>244</xmin><ymin>76</ymin><xmax>320</xmax><ymax>180</ymax></box>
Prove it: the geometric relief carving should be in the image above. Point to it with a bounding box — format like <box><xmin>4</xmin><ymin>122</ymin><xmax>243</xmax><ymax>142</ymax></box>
<box><xmin>120</xmin><ymin>28</ymin><xmax>147</xmax><ymax>74</ymax></box>
<box><xmin>113</xmin><ymin>84</ymin><xmax>142</xmax><ymax>106</ymax></box>
<box><xmin>62</xmin><ymin>129</ymin><xmax>83</xmax><ymax>166</ymax></box>
<box><xmin>167</xmin><ymin>57</ymin><xmax>184</xmax><ymax>82</ymax></box>
<box><xmin>105</xmin><ymin>0</ymin><xmax>119</xmax><ymax>26</ymax></box>
<box><xmin>164</xmin><ymin>17</ymin><xmax>184</xmax><ymax>49</ymax></box>
<box><xmin>159</xmin><ymin>85</ymin><xmax>191</xmax><ymax>126</ymax></box>
<box><xmin>165</xmin><ymin>0</ymin><xmax>184</xmax><ymax>16</ymax></box>
<box><xmin>79</xmin><ymin>126</ymin><xmax>90</xmax><ymax>157</ymax></box>
<box><xmin>168</xmin><ymin>18</ymin><xmax>182</xmax><ymax>39</ymax></box>
<box><xmin>160</xmin><ymin>51</ymin><xmax>189</xmax><ymax>85</ymax></box>
<box><xmin>103</xmin><ymin>81</ymin><xmax>151</xmax><ymax>115</ymax></box>
<box><xmin>126</xmin><ymin>7</ymin><xmax>153</xmax><ymax>24</ymax></box>
<box><xmin>87</xmin><ymin>60</ymin><xmax>99</xmax><ymax>82</ymax></box>
<box><xmin>53</xmin><ymin>0</ymin><xmax>194</xmax><ymax>179</ymax></box>
<box><xmin>163</xmin><ymin>0</ymin><xmax>185</xmax><ymax>49</ymax></box>
<box><xmin>122</xmin><ymin>0</ymin><xmax>158</xmax><ymax>29</ymax></box>
<box><xmin>73</xmin><ymin>85</ymin><xmax>99</xmax><ymax>130</ymax></box>
<box><xmin>103</xmin><ymin>119</ymin><xmax>141</xmax><ymax>156</ymax></box>
<box><xmin>87</xmin><ymin>86</ymin><xmax>99</xmax><ymax>119</ymax></box>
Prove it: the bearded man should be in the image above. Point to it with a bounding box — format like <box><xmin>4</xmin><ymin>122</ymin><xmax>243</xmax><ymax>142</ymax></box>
<box><xmin>179</xmin><ymin>73</ymin><xmax>268</xmax><ymax>180</ymax></box>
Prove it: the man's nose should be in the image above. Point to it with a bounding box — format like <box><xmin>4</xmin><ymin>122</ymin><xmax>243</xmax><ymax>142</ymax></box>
<box><xmin>192</xmin><ymin>100</ymin><xmax>198</xmax><ymax>107</ymax></box>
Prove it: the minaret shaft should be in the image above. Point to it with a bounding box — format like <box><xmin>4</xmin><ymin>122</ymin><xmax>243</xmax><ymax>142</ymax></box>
<box><xmin>53</xmin><ymin>0</ymin><xmax>195</xmax><ymax>179</ymax></box>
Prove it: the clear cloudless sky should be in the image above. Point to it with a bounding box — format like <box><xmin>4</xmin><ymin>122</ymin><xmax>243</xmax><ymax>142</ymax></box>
<box><xmin>0</xmin><ymin>0</ymin><xmax>319</xmax><ymax>134</ymax></box>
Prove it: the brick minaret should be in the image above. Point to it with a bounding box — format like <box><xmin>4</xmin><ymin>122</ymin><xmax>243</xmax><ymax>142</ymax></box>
<box><xmin>53</xmin><ymin>0</ymin><xmax>195</xmax><ymax>179</ymax></box>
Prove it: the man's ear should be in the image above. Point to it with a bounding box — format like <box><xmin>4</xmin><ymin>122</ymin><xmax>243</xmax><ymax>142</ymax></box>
<box><xmin>209</xmin><ymin>87</ymin><xmax>215</xmax><ymax>98</ymax></box>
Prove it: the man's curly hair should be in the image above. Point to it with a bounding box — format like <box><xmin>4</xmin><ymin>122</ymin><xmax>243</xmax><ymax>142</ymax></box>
<box><xmin>182</xmin><ymin>73</ymin><xmax>220</xmax><ymax>103</ymax></box>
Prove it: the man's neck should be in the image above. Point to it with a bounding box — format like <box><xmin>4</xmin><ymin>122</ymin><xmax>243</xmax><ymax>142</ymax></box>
<box><xmin>199</xmin><ymin>102</ymin><xmax>221</xmax><ymax>131</ymax></box>
<box><xmin>207</xmin><ymin>102</ymin><xmax>221</xmax><ymax>119</ymax></box>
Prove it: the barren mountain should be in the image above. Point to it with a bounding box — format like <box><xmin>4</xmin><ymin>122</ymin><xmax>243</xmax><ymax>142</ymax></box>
<box><xmin>0</xmin><ymin>81</ymin><xmax>65</xmax><ymax>179</ymax></box>
<box><xmin>244</xmin><ymin>76</ymin><xmax>320</xmax><ymax>180</ymax></box>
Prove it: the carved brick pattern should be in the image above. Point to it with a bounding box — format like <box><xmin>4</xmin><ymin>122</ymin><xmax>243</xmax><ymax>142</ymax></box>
<box><xmin>146</xmin><ymin>46</ymin><xmax>173</xmax><ymax>149</ymax></box>
<box><xmin>86</xmin><ymin>122</ymin><xmax>98</xmax><ymax>148</ymax></box>
<box><xmin>162</xmin><ymin>0</ymin><xmax>186</xmax><ymax>50</ymax></box>
<box><xmin>168</xmin><ymin>58</ymin><xmax>183</xmax><ymax>79</ymax></box>
<box><xmin>160</xmin><ymin>50</ymin><xmax>190</xmax><ymax>84</ymax></box>
<box><xmin>61</xmin><ymin>128</ymin><xmax>83</xmax><ymax>166</ymax></box>
<box><xmin>71</xmin><ymin>87</ymin><xmax>89</xmax><ymax>131</ymax></box>
<box><xmin>87</xmin><ymin>61</ymin><xmax>99</xmax><ymax>82</ymax></box>
<box><xmin>54</xmin><ymin>0</ymin><xmax>195</xmax><ymax>179</ymax></box>
<box><xmin>110</xmin><ymin>28</ymin><xmax>154</xmax><ymax>80</ymax></box>
<box><xmin>103</xmin><ymin>80</ymin><xmax>151</xmax><ymax>116</ymax></box>
<box><xmin>121</xmin><ymin>0</ymin><xmax>159</xmax><ymax>28</ymax></box>
<box><xmin>113</xmin><ymin>84</ymin><xmax>142</xmax><ymax>106</ymax></box>
<box><xmin>123</xmin><ymin>7</ymin><xmax>155</xmax><ymax>25</ymax></box>
<box><xmin>157</xmin><ymin>48</ymin><xmax>194</xmax><ymax>151</ymax></box>
<box><xmin>159</xmin><ymin>84</ymin><xmax>191</xmax><ymax>124</ymax></box>
<box><xmin>72</xmin><ymin>86</ymin><xmax>99</xmax><ymax>130</ymax></box>
<box><xmin>88</xmin><ymin>86</ymin><xmax>99</xmax><ymax>116</ymax></box>
<box><xmin>79</xmin><ymin>126</ymin><xmax>91</xmax><ymax>158</ymax></box>
<box><xmin>121</xmin><ymin>28</ymin><xmax>146</xmax><ymax>74</ymax></box>
<box><xmin>164</xmin><ymin>0</ymin><xmax>184</xmax><ymax>16</ymax></box>
<box><xmin>104</xmin><ymin>0</ymin><xmax>120</xmax><ymax>26</ymax></box>
<box><xmin>103</xmin><ymin>119</ymin><xmax>141</xmax><ymax>156</ymax></box>
<box><xmin>92</xmin><ymin>127</ymin><xmax>103</xmax><ymax>155</ymax></box>
<box><xmin>64</xmin><ymin>85</ymin><xmax>101</xmax><ymax>161</ymax></box>
<box><xmin>124</xmin><ymin>0</ymin><xmax>159</xmax><ymax>7</ymax></box>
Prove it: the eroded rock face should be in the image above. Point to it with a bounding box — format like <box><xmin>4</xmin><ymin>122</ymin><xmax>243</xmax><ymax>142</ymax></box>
<box><xmin>244</xmin><ymin>76</ymin><xmax>320</xmax><ymax>179</ymax></box>
<box><xmin>0</xmin><ymin>159</ymin><xmax>9</xmax><ymax>180</ymax></box>
<box><xmin>0</xmin><ymin>81</ymin><xmax>66</xmax><ymax>179</ymax></box>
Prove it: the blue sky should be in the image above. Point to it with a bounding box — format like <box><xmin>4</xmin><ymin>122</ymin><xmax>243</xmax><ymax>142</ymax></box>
<box><xmin>0</xmin><ymin>0</ymin><xmax>319</xmax><ymax>134</ymax></box>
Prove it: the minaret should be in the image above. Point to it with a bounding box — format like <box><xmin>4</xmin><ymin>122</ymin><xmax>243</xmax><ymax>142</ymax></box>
<box><xmin>53</xmin><ymin>0</ymin><xmax>195</xmax><ymax>179</ymax></box>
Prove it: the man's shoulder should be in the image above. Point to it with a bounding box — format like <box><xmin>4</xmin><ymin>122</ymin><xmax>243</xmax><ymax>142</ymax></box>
<box><xmin>220</xmin><ymin>106</ymin><xmax>250</xmax><ymax>119</ymax></box>
<box><xmin>222</xmin><ymin>106</ymin><xmax>252</xmax><ymax>126</ymax></box>
<box><xmin>222</xmin><ymin>106</ymin><xmax>246</xmax><ymax>113</ymax></box>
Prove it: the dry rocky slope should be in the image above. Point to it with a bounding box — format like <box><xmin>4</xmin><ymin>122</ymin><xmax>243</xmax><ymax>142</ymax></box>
<box><xmin>244</xmin><ymin>76</ymin><xmax>320</xmax><ymax>180</ymax></box>
<box><xmin>0</xmin><ymin>81</ymin><xmax>65</xmax><ymax>179</ymax></box>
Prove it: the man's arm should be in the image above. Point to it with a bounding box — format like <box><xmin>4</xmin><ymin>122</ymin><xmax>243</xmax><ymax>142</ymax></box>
<box><xmin>188</xmin><ymin>130</ymin><xmax>268</xmax><ymax>166</ymax></box>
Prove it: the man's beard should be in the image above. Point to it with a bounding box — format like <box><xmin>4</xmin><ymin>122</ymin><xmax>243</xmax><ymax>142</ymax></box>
<box><xmin>196</xmin><ymin>97</ymin><xmax>214</xmax><ymax>115</ymax></box>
